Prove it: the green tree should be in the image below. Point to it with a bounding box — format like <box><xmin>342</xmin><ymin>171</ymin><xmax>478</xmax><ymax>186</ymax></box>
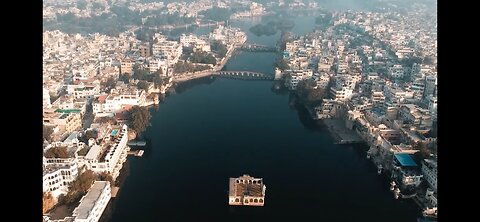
<box><xmin>119</xmin><ymin>73</ymin><xmax>132</xmax><ymax>84</ymax></box>
<box><xmin>200</xmin><ymin>7</ymin><xmax>231</xmax><ymax>22</ymax></box>
<box><xmin>296</xmin><ymin>79</ymin><xmax>326</xmax><ymax>106</ymax></box>
<box><xmin>153</xmin><ymin>75</ymin><xmax>163</xmax><ymax>89</ymax></box>
<box><xmin>127</xmin><ymin>106</ymin><xmax>152</xmax><ymax>135</ymax></box>
<box><xmin>44</xmin><ymin>146</ymin><xmax>69</xmax><ymax>158</ymax></box>
<box><xmin>64</xmin><ymin>170</ymin><xmax>96</xmax><ymax>205</ymax></box>
<box><xmin>274</xmin><ymin>58</ymin><xmax>290</xmax><ymax>71</ymax></box>
<box><xmin>98</xmin><ymin>172</ymin><xmax>114</xmax><ymax>185</ymax></box>
<box><xmin>211</xmin><ymin>40</ymin><xmax>227</xmax><ymax>57</ymax></box>
<box><xmin>101</xmin><ymin>77</ymin><xmax>117</xmax><ymax>92</ymax></box>
<box><xmin>78</xmin><ymin>129</ymin><xmax>98</xmax><ymax>144</ymax></box>
<box><xmin>137</xmin><ymin>80</ymin><xmax>150</xmax><ymax>91</ymax></box>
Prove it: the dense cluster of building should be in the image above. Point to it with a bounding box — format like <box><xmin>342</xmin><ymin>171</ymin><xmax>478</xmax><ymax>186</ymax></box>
<box><xmin>278</xmin><ymin>6</ymin><xmax>437</xmax><ymax>217</ymax></box>
<box><xmin>44</xmin><ymin>11</ymin><xmax>246</xmax><ymax>220</ymax></box>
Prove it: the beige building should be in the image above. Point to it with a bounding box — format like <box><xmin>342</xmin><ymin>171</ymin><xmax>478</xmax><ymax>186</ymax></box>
<box><xmin>229</xmin><ymin>174</ymin><xmax>266</xmax><ymax>206</ymax></box>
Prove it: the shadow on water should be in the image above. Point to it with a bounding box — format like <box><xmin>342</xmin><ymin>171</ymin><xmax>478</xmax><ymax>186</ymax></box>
<box><xmin>270</xmin><ymin>80</ymin><xmax>289</xmax><ymax>96</ymax></box>
<box><xmin>289</xmin><ymin>93</ymin><xmax>322</xmax><ymax>132</ymax></box>
<box><xmin>172</xmin><ymin>76</ymin><xmax>217</xmax><ymax>94</ymax></box>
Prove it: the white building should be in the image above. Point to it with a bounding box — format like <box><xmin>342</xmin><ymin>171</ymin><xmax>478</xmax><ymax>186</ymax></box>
<box><xmin>428</xmin><ymin>96</ymin><xmax>437</xmax><ymax>114</ymax></box>
<box><xmin>83</xmin><ymin>125</ymin><xmax>129</xmax><ymax>180</ymax></box>
<box><xmin>388</xmin><ymin>64</ymin><xmax>405</xmax><ymax>79</ymax></box>
<box><xmin>43</xmin><ymin>159</ymin><xmax>79</xmax><ymax>199</ymax></box>
<box><xmin>284</xmin><ymin>69</ymin><xmax>313</xmax><ymax>90</ymax></box>
<box><xmin>72</xmin><ymin>181</ymin><xmax>111</xmax><ymax>222</ymax></box>
<box><xmin>422</xmin><ymin>158</ymin><xmax>437</xmax><ymax>191</ymax></box>
<box><xmin>92</xmin><ymin>88</ymin><xmax>146</xmax><ymax>114</ymax></box>
<box><xmin>44</xmin><ymin>88</ymin><xmax>52</xmax><ymax>108</ymax></box>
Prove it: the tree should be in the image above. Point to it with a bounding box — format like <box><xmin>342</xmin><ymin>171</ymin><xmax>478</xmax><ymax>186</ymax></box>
<box><xmin>95</xmin><ymin>116</ymin><xmax>117</xmax><ymax>124</ymax></box>
<box><xmin>137</xmin><ymin>80</ymin><xmax>150</xmax><ymax>91</ymax></box>
<box><xmin>414</xmin><ymin>142</ymin><xmax>431</xmax><ymax>159</ymax></box>
<box><xmin>211</xmin><ymin>40</ymin><xmax>227</xmax><ymax>57</ymax></box>
<box><xmin>132</xmin><ymin>64</ymin><xmax>150</xmax><ymax>81</ymax></box>
<box><xmin>101</xmin><ymin>77</ymin><xmax>117</xmax><ymax>91</ymax></box>
<box><xmin>64</xmin><ymin>170</ymin><xmax>96</xmax><ymax>205</ymax></box>
<box><xmin>78</xmin><ymin>129</ymin><xmax>98</xmax><ymax>144</ymax></box>
<box><xmin>98</xmin><ymin>172</ymin><xmax>114</xmax><ymax>185</ymax></box>
<box><xmin>153</xmin><ymin>75</ymin><xmax>163</xmax><ymax>89</ymax></box>
<box><xmin>200</xmin><ymin>7</ymin><xmax>231</xmax><ymax>22</ymax></box>
<box><xmin>43</xmin><ymin>192</ymin><xmax>55</xmax><ymax>214</ymax></box>
<box><xmin>44</xmin><ymin>146</ymin><xmax>69</xmax><ymax>158</ymax></box>
<box><xmin>127</xmin><ymin>106</ymin><xmax>151</xmax><ymax>135</ymax></box>
<box><xmin>274</xmin><ymin>58</ymin><xmax>290</xmax><ymax>71</ymax></box>
<box><xmin>43</xmin><ymin>125</ymin><xmax>54</xmax><ymax>142</ymax></box>
<box><xmin>119</xmin><ymin>73</ymin><xmax>131</xmax><ymax>84</ymax></box>
<box><xmin>296</xmin><ymin>79</ymin><xmax>325</xmax><ymax>106</ymax></box>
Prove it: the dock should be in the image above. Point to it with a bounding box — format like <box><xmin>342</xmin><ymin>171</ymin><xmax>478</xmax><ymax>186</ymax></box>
<box><xmin>127</xmin><ymin>140</ymin><xmax>146</xmax><ymax>146</ymax></box>
<box><xmin>111</xmin><ymin>186</ymin><xmax>120</xmax><ymax>197</ymax></box>
<box><xmin>127</xmin><ymin>150</ymin><xmax>144</xmax><ymax>157</ymax></box>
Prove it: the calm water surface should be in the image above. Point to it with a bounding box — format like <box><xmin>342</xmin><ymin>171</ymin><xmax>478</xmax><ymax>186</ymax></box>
<box><xmin>106</xmin><ymin>16</ymin><xmax>420</xmax><ymax>222</ymax></box>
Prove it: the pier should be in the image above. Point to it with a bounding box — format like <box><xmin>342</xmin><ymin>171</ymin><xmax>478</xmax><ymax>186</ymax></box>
<box><xmin>127</xmin><ymin>150</ymin><xmax>144</xmax><ymax>157</ymax></box>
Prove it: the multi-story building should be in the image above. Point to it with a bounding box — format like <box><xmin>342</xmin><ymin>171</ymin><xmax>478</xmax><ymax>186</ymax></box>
<box><xmin>392</xmin><ymin>153</ymin><xmax>423</xmax><ymax>189</ymax></box>
<box><xmin>424</xmin><ymin>75</ymin><xmax>437</xmax><ymax>98</ymax></box>
<box><xmin>388</xmin><ymin>64</ymin><xmax>405</xmax><ymax>79</ymax></box>
<box><xmin>43</xmin><ymin>159</ymin><xmax>79</xmax><ymax>198</ymax></box>
<box><xmin>284</xmin><ymin>69</ymin><xmax>313</xmax><ymax>90</ymax></box>
<box><xmin>229</xmin><ymin>174</ymin><xmax>266</xmax><ymax>206</ymax></box>
<box><xmin>120</xmin><ymin>59</ymin><xmax>134</xmax><ymax>74</ymax></box>
<box><xmin>44</xmin><ymin>88</ymin><xmax>52</xmax><ymax>108</ymax></box>
<box><xmin>92</xmin><ymin>88</ymin><xmax>146</xmax><ymax>114</ymax></box>
<box><xmin>83</xmin><ymin>125</ymin><xmax>129</xmax><ymax>180</ymax></box>
<box><xmin>43</xmin><ymin>109</ymin><xmax>82</xmax><ymax>133</ymax></box>
<box><xmin>422</xmin><ymin>158</ymin><xmax>437</xmax><ymax>192</ymax></box>
<box><xmin>428</xmin><ymin>96</ymin><xmax>437</xmax><ymax>114</ymax></box>
<box><xmin>72</xmin><ymin>181</ymin><xmax>111</xmax><ymax>222</ymax></box>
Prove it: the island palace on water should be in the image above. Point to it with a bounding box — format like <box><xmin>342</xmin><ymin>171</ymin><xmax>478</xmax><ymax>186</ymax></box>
<box><xmin>229</xmin><ymin>174</ymin><xmax>266</xmax><ymax>206</ymax></box>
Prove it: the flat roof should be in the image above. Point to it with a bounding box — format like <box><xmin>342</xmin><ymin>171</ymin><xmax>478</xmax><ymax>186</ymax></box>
<box><xmin>85</xmin><ymin>145</ymin><xmax>102</xmax><ymax>160</ymax></box>
<box><xmin>55</xmin><ymin>109</ymin><xmax>81</xmax><ymax>114</ymax></box>
<box><xmin>394</xmin><ymin>153</ymin><xmax>417</xmax><ymax>167</ymax></box>
<box><xmin>74</xmin><ymin>181</ymin><xmax>110</xmax><ymax>220</ymax></box>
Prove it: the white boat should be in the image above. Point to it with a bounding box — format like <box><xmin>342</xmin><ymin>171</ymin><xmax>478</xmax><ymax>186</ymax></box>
<box><xmin>390</xmin><ymin>181</ymin><xmax>396</xmax><ymax>191</ymax></box>
<box><xmin>377</xmin><ymin>165</ymin><xmax>383</xmax><ymax>175</ymax></box>
<box><xmin>394</xmin><ymin>188</ymin><xmax>400</xmax><ymax>199</ymax></box>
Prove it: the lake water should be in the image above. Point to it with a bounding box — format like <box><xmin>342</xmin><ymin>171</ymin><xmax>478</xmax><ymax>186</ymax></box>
<box><xmin>105</xmin><ymin>15</ymin><xmax>420</xmax><ymax>222</ymax></box>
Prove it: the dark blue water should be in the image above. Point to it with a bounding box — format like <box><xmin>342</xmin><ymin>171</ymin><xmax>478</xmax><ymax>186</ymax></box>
<box><xmin>106</xmin><ymin>16</ymin><xmax>420</xmax><ymax>222</ymax></box>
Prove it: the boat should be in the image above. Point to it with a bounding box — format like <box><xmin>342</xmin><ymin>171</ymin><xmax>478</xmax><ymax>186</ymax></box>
<box><xmin>135</xmin><ymin>150</ymin><xmax>144</xmax><ymax>157</ymax></box>
<box><xmin>394</xmin><ymin>188</ymin><xmax>400</xmax><ymax>199</ymax></box>
<box><xmin>390</xmin><ymin>181</ymin><xmax>396</xmax><ymax>191</ymax></box>
<box><xmin>366</xmin><ymin>154</ymin><xmax>370</xmax><ymax>159</ymax></box>
<box><xmin>377</xmin><ymin>165</ymin><xmax>383</xmax><ymax>175</ymax></box>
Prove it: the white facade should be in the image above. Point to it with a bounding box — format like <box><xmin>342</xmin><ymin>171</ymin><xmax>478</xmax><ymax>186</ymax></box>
<box><xmin>93</xmin><ymin>89</ymin><xmax>146</xmax><ymax>114</ymax></box>
<box><xmin>422</xmin><ymin>159</ymin><xmax>437</xmax><ymax>191</ymax></box>
<box><xmin>330</xmin><ymin>86</ymin><xmax>353</xmax><ymax>101</ymax></box>
<box><xmin>284</xmin><ymin>70</ymin><xmax>313</xmax><ymax>90</ymax></box>
<box><xmin>44</xmin><ymin>88</ymin><xmax>52</xmax><ymax>108</ymax></box>
<box><xmin>83</xmin><ymin>125</ymin><xmax>129</xmax><ymax>180</ymax></box>
<box><xmin>428</xmin><ymin>96</ymin><xmax>437</xmax><ymax>114</ymax></box>
<box><xmin>388</xmin><ymin>64</ymin><xmax>405</xmax><ymax>79</ymax></box>
<box><xmin>72</xmin><ymin>181</ymin><xmax>111</xmax><ymax>222</ymax></box>
<box><xmin>43</xmin><ymin>159</ymin><xmax>79</xmax><ymax>199</ymax></box>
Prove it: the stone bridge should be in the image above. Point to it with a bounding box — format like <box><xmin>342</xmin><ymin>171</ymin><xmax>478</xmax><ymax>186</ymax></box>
<box><xmin>215</xmin><ymin>70</ymin><xmax>274</xmax><ymax>80</ymax></box>
<box><xmin>239</xmin><ymin>44</ymin><xmax>278</xmax><ymax>52</ymax></box>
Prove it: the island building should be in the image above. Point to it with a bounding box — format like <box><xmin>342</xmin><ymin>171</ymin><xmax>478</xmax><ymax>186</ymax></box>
<box><xmin>229</xmin><ymin>174</ymin><xmax>266</xmax><ymax>206</ymax></box>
